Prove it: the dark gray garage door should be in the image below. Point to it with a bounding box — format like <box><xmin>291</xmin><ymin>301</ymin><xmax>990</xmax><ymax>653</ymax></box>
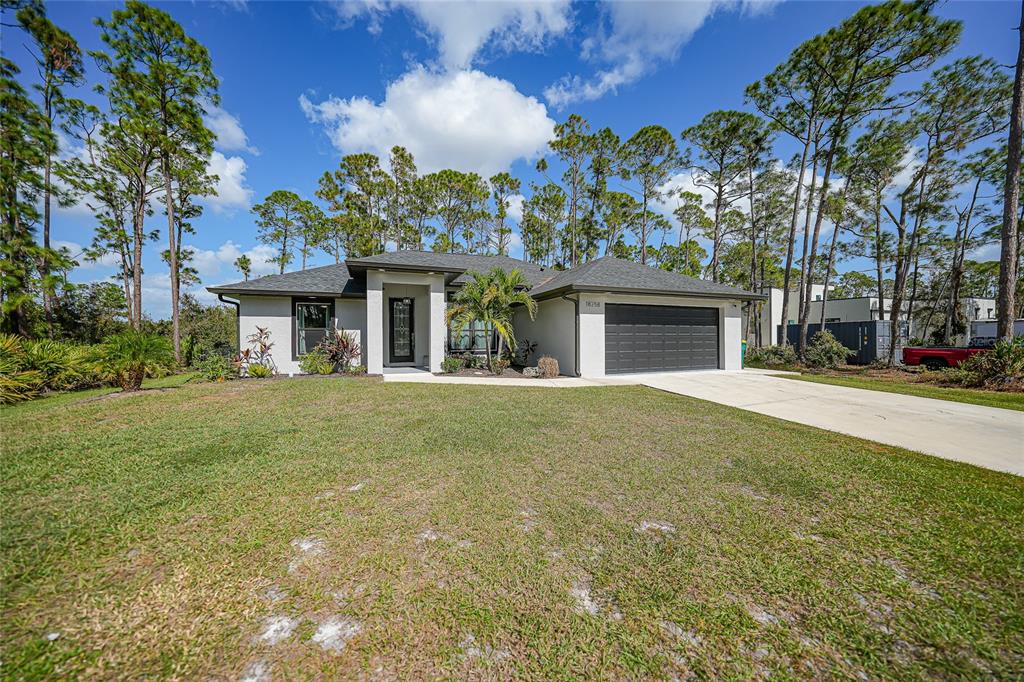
<box><xmin>605</xmin><ymin>304</ymin><xmax>719</xmax><ymax>374</ymax></box>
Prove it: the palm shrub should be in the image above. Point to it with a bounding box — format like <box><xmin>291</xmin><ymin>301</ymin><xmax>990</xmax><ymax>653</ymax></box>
<box><xmin>21</xmin><ymin>339</ymin><xmax>95</xmax><ymax>390</ymax></box>
<box><xmin>804</xmin><ymin>331</ymin><xmax>854</xmax><ymax>369</ymax></box>
<box><xmin>93</xmin><ymin>331</ymin><xmax>176</xmax><ymax>391</ymax></box>
<box><xmin>945</xmin><ymin>338</ymin><xmax>1024</xmax><ymax>388</ymax></box>
<box><xmin>446</xmin><ymin>267</ymin><xmax>537</xmax><ymax>372</ymax></box>
<box><xmin>0</xmin><ymin>334</ymin><xmax>43</xmax><ymax>405</ymax></box>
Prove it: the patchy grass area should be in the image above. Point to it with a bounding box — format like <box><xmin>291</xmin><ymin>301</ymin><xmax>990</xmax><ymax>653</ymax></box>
<box><xmin>2</xmin><ymin>377</ymin><xmax>1022</xmax><ymax>680</ymax></box>
<box><xmin>777</xmin><ymin>370</ymin><xmax>1024</xmax><ymax>412</ymax></box>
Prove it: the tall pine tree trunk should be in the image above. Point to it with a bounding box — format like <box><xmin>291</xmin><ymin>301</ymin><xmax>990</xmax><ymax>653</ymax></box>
<box><xmin>874</xmin><ymin>200</ymin><xmax>886</xmax><ymax>321</ymax></box>
<box><xmin>819</xmin><ymin>203</ymin><xmax>844</xmax><ymax>330</ymax></box>
<box><xmin>132</xmin><ymin>183</ymin><xmax>146</xmax><ymax>330</ymax></box>
<box><xmin>796</xmin><ymin>151</ymin><xmax>819</xmax><ymax>345</ymax></box>
<box><xmin>798</xmin><ymin>145</ymin><xmax>829</xmax><ymax>357</ymax></box>
<box><xmin>778</xmin><ymin>136</ymin><xmax>811</xmax><ymax>345</ymax></box>
<box><xmin>162</xmin><ymin>154</ymin><xmax>181</xmax><ymax>363</ymax></box>
<box><xmin>998</xmin><ymin>2</ymin><xmax>1023</xmax><ymax>339</ymax></box>
<box><xmin>41</xmin><ymin>82</ymin><xmax>55</xmax><ymax>336</ymax></box>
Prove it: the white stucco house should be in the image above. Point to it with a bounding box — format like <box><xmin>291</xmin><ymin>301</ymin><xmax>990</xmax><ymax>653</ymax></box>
<box><xmin>207</xmin><ymin>251</ymin><xmax>764</xmax><ymax>378</ymax></box>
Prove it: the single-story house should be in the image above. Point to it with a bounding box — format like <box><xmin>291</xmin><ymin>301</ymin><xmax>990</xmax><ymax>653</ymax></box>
<box><xmin>207</xmin><ymin>251</ymin><xmax>764</xmax><ymax>378</ymax></box>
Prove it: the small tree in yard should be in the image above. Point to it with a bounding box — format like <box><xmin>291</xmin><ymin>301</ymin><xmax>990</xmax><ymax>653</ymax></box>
<box><xmin>446</xmin><ymin>268</ymin><xmax>537</xmax><ymax>371</ymax></box>
<box><xmin>804</xmin><ymin>330</ymin><xmax>854</xmax><ymax>370</ymax></box>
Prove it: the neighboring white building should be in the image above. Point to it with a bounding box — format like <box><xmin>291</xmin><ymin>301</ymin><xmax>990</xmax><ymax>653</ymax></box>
<box><xmin>755</xmin><ymin>283</ymin><xmax>826</xmax><ymax>344</ymax></box>
<box><xmin>754</xmin><ymin>287</ymin><xmax>994</xmax><ymax>346</ymax></box>
<box><xmin>808</xmin><ymin>296</ymin><xmax>905</xmax><ymax>324</ymax></box>
<box><xmin>209</xmin><ymin>252</ymin><xmax>762</xmax><ymax>378</ymax></box>
<box><xmin>971</xmin><ymin>318</ymin><xmax>1024</xmax><ymax>341</ymax></box>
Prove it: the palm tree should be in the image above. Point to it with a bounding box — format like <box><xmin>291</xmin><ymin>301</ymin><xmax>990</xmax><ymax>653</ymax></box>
<box><xmin>446</xmin><ymin>267</ymin><xmax>537</xmax><ymax>369</ymax></box>
<box><xmin>93</xmin><ymin>331</ymin><xmax>175</xmax><ymax>391</ymax></box>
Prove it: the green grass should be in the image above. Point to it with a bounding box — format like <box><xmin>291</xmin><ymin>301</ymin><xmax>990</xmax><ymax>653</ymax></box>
<box><xmin>779</xmin><ymin>372</ymin><xmax>1024</xmax><ymax>412</ymax></box>
<box><xmin>2</xmin><ymin>377</ymin><xmax>1022</xmax><ymax>680</ymax></box>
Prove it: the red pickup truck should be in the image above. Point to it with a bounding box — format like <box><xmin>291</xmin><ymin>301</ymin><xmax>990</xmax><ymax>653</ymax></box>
<box><xmin>902</xmin><ymin>346</ymin><xmax>988</xmax><ymax>369</ymax></box>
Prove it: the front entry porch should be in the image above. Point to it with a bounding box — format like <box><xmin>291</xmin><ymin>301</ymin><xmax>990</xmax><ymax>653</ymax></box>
<box><xmin>365</xmin><ymin>270</ymin><xmax>446</xmax><ymax>374</ymax></box>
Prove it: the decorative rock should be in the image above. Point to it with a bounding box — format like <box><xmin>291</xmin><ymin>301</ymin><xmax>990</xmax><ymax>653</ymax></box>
<box><xmin>523</xmin><ymin>366</ymin><xmax>541</xmax><ymax>378</ymax></box>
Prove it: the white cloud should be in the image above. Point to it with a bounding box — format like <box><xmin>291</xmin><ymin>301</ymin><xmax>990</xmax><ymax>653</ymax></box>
<box><xmin>507</xmin><ymin>229</ymin><xmax>525</xmax><ymax>259</ymax></box>
<box><xmin>189</xmin><ymin>240</ymin><xmax>280</xmax><ymax>281</ymax></box>
<box><xmin>507</xmin><ymin>193</ymin><xmax>525</xmax><ymax>223</ymax></box>
<box><xmin>204</xmin><ymin>104</ymin><xmax>259</xmax><ymax>154</ymax></box>
<box><xmin>329</xmin><ymin>0</ymin><xmax>572</xmax><ymax>69</ymax></box>
<box><xmin>204</xmin><ymin>151</ymin><xmax>253</xmax><ymax>212</ymax></box>
<box><xmin>545</xmin><ymin>0</ymin><xmax>779</xmax><ymax>107</ymax></box>
<box><xmin>300</xmin><ymin>67</ymin><xmax>555</xmax><ymax>175</ymax></box>
<box><xmin>53</xmin><ymin>240</ymin><xmax>122</xmax><ymax>269</ymax></box>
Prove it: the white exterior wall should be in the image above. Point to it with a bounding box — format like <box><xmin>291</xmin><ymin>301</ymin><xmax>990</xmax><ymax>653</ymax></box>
<box><xmin>238</xmin><ymin>294</ymin><xmax>365</xmax><ymax>375</ymax></box>
<box><xmin>513</xmin><ymin>297</ymin><xmax>576</xmax><ymax>375</ymax></box>
<box><xmin>335</xmin><ymin>299</ymin><xmax>367</xmax><ymax>367</ymax></box>
<box><xmin>238</xmin><ymin>295</ymin><xmax>296</xmax><ymax>374</ymax></box>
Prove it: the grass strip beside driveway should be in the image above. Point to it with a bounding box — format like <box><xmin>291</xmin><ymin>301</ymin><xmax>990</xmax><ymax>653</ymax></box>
<box><xmin>777</xmin><ymin>371</ymin><xmax>1024</xmax><ymax>412</ymax></box>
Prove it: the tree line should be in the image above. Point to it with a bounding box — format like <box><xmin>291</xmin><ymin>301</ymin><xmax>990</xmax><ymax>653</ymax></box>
<box><xmin>253</xmin><ymin>1</ymin><xmax>1023</xmax><ymax>359</ymax></box>
<box><xmin>3</xmin><ymin>0</ymin><xmax>1022</xmax><ymax>364</ymax></box>
<box><xmin>2</xmin><ymin>0</ymin><xmax>217</xmax><ymax>364</ymax></box>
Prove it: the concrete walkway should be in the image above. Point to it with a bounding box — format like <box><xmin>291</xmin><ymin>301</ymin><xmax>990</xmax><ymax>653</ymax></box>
<box><xmin>381</xmin><ymin>369</ymin><xmax>602</xmax><ymax>388</ymax></box>
<box><xmin>627</xmin><ymin>370</ymin><xmax>1024</xmax><ymax>476</ymax></box>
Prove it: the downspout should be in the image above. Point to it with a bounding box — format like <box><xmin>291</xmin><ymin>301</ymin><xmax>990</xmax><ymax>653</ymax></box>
<box><xmin>218</xmin><ymin>294</ymin><xmax>241</xmax><ymax>354</ymax></box>
<box><xmin>560</xmin><ymin>293</ymin><xmax>581</xmax><ymax>377</ymax></box>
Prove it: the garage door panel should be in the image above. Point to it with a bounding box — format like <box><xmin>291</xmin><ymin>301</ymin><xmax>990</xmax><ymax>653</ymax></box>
<box><xmin>605</xmin><ymin>304</ymin><xmax>719</xmax><ymax>374</ymax></box>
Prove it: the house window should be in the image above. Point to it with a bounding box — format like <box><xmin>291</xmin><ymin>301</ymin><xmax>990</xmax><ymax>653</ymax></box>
<box><xmin>295</xmin><ymin>302</ymin><xmax>331</xmax><ymax>355</ymax></box>
<box><xmin>448</xmin><ymin>319</ymin><xmax>495</xmax><ymax>353</ymax></box>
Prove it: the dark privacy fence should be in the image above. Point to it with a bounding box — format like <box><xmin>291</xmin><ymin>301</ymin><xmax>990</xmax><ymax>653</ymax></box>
<box><xmin>781</xmin><ymin>320</ymin><xmax>909</xmax><ymax>364</ymax></box>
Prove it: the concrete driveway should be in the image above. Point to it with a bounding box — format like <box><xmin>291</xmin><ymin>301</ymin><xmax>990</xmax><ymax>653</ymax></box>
<box><xmin>615</xmin><ymin>370</ymin><xmax>1023</xmax><ymax>476</ymax></box>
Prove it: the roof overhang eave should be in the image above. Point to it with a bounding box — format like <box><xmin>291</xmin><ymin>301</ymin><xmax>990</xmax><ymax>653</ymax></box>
<box><xmin>206</xmin><ymin>286</ymin><xmax>365</xmax><ymax>298</ymax></box>
<box><xmin>530</xmin><ymin>284</ymin><xmax>767</xmax><ymax>302</ymax></box>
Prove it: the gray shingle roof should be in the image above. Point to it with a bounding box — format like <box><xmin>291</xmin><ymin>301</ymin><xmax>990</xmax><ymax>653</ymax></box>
<box><xmin>207</xmin><ymin>262</ymin><xmax>365</xmax><ymax>297</ymax></box>
<box><xmin>528</xmin><ymin>256</ymin><xmax>764</xmax><ymax>301</ymax></box>
<box><xmin>346</xmin><ymin>251</ymin><xmax>550</xmax><ymax>286</ymax></box>
<box><xmin>207</xmin><ymin>252</ymin><xmax>762</xmax><ymax>301</ymax></box>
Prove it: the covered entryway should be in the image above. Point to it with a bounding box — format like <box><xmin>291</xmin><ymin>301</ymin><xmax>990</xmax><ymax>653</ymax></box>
<box><xmin>604</xmin><ymin>304</ymin><xmax>719</xmax><ymax>374</ymax></box>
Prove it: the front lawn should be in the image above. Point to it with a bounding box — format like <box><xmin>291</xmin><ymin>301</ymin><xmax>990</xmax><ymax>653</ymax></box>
<box><xmin>2</xmin><ymin>378</ymin><xmax>1022</xmax><ymax>679</ymax></box>
<box><xmin>777</xmin><ymin>370</ymin><xmax>1024</xmax><ymax>412</ymax></box>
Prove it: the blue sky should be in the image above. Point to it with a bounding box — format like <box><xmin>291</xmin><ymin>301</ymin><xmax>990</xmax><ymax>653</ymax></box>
<box><xmin>5</xmin><ymin>0</ymin><xmax>1020</xmax><ymax>316</ymax></box>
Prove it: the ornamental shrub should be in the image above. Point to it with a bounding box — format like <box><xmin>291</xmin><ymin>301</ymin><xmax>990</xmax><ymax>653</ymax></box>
<box><xmin>745</xmin><ymin>344</ymin><xmax>797</xmax><ymax>367</ymax></box>
<box><xmin>804</xmin><ymin>330</ymin><xmax>855</xmax><ymax>369</ymax></box>
<box><xmin>299</xmin><ymin>349</ymin><xmax>333</xmax><ymax>375</ymax></box>
<box><xmin>441</xmin><ymin>356</ymin><xmax>464</xmax><ymax>374</ymax></box>
<box><xmin>945</xmin><ymin>338</ymin><xmax>1024</xmax><ymax>388</ymax></box>
<box><xmin>537</xmin><ymin>355</ymin><xmax>559</xmax><ymax>378</ymax></box>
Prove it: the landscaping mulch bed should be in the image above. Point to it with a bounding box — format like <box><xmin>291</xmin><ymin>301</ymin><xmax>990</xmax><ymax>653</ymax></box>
<box><xmin>444</xmin><ymin>366</ymin><xmax>533</xmax><ymax>379</ymax></box>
